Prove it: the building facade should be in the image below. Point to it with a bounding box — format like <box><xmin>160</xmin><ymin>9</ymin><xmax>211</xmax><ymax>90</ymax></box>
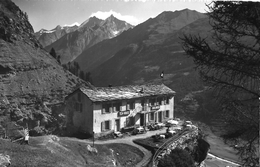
<box><xmin>65</xmin><ymin>84</ymin><xmax>175</xmax><ymax>136</ymax></box>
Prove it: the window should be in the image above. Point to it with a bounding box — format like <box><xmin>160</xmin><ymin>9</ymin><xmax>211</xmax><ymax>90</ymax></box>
<box><xmin>165</xmin><ymin>110</ymin><xmax>169</xmax><ymax>118</ymax></box>
<box><xmin>105</xmin><ymin>121</ymin><xmax>110</xmax><ymax>129</ymax></box>
<box><xmin>114</xmin><ymin>102</ymin><xmax>121</xmax><ymax>111</ymax></box>
<box><xmin>75</xmin><ymin>102</ymin><xmax>82</xmax><ymax>112</ymax></box>
<box><xmin>102</xmin><ymin>103</ymin><xmax>113</xmax><ymax>114</ymax></box>
<box><xmin>149</xmin><ymin>99</ymin><xmax>156</xmax><ymax>106</ymax></box>
<box><xmin>141</xmin><ymin>99</ymin><xmax>146</xmax><ymax>110</ymax></box>
<box><xmin>141</xmin><ymin>99</ymin><xmax>145</xmax><ymax>106</ymax></box>
<box><xmin>77</xmin><ymin>92</ymin><xmax>81</xmax><ymax>102</ymax></box>
<box><xmin>166</xmin><ymin>97</ymin><xmax>170</xmax><ymax>104</ymax></box>
<box><xmin>101</xmin><ymin>120</ymin><xmax>111</xmax><ymax>131</ymax></box>
<box><xmin>149</xmin><ymin>112</ymin><xmax>155</xmax><ymax>121</ymax></box>
<box><xmin>158</xmin><ymin>97</ymin><xmax>162</xmax><ymax>105</ymax></box>
<box><xmin>127</xmin><ymin>101</ymin><xmax>135</xmax><ymax>110</ymax></box>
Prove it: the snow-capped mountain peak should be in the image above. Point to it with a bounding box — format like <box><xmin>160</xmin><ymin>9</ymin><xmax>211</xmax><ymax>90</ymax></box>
<box><xmin>63</xmin><ymin>22</ymin><xmax>80</xmax><ymax>27</ymax></box>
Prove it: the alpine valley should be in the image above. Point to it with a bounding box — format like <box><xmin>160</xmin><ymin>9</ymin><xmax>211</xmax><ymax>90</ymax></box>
<box><xmin>0</xmin><ymin>0</ymin><xmax>244</xmax><ymax>166</ymax></box>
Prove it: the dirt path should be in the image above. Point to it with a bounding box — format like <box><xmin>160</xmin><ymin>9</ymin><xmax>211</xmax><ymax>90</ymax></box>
<box><xmin>65</xmin><ymin>128</ymin><xmax>167</xmax><ymax>167</ymax></box>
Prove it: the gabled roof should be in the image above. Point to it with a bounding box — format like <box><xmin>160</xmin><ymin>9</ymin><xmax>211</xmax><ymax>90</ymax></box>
<box><xmin>78</xmin><ymin>84</ymin><xmax>175</xmax><ymax>102</ymax></box>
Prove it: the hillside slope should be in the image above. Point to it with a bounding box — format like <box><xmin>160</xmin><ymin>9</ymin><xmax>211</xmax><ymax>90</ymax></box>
<box><xmin>0</xmin><ymin>0</ymin><xmax>85</xmax><ymax>136</ymax></box>
<box><xmin>0</xmin><ymin>136</ymin><xmax>143</xmax><ymax>167</ymax></box>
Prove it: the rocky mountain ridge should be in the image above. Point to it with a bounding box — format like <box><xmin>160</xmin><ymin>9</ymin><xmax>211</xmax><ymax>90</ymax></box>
<box><xmin>37</xmin><ymin>15</ymin><xmax>133</xmax><ymax>64</ymax></box>
<box><xmin>34</xmin><ymin>24</ymin><xmax>79</xmax><ymax>47</ymax></box>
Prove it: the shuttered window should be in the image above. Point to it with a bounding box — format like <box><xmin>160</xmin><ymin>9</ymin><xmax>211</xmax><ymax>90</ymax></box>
<box><xmin>114</xmin><ymin>102</ymin><xmax>120</xmax><ymax>111</ymax></box>
<box><xmin>75</xmin><ymin>102</ymin><xmax>83</xmax><ymax>112</ymax></box>
<box><xmin>78</xmin><ymin>93</ymin><xmax>81</xmax><ymax>102</ymax></box>
<box><xmin>158</xmin><ymin>98</ymin><xmax>162</xmax><ymax>105</ymax></box>
<box><xmin>101</xmin><ymin>122</ymin><xmax>104</xmax><ymax>132</ymax></box>
<box><xmin>150</xmin><ymin>99</ymin><xmax>155</xmax><ymax>106</ymax></box>
<box><xmin>102</xmin><ymin>103</ymin><xmax>113</xmax><ymax>114</ymax></box>
<box><xmin>102</xmin><ymin>108</ymin><xmax>106</xmax><ymax>114</ymax></box>
<box><xmin>101</xmin><ymin>120</ymin><xmax>112</xmax><ymax>131</ymax></box>
<box><xmin>109</xmin><ymin>107</ymin><xmax>113</xmax><ymax>113</ymax></box>
<box><xmin>130</xmin><ymin>101</ymin><xmax>134</xmax><ymax>110</ymax></box>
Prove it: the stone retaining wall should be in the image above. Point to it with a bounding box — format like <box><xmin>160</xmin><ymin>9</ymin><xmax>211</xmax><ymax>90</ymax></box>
<box><xmin>154</xmin><ymin>127</ymin><xmax>199</xmax><ymax>166</ymax></box>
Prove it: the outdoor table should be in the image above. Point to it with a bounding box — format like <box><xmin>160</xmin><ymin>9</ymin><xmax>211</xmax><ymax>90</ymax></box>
<box><xmin>156</xmin><ymin>123</ymin><xmax>165</xmax><ymax>127</ymax></box>
<box><xmin>136</xmin><ymin>127</ymin><xmax>144</xmax><ymax>133</ymax></box>
<box><xmin>168</xmin><ymin>130</ymin><xmax>176</xmax><ymax>135</ymax></box>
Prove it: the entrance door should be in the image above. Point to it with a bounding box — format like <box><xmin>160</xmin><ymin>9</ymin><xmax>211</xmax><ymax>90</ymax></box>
<box><xmin>115</xmin><ymin>119</ymin><xmax>120</xmax><ymax>131</ymax></box>
<box><xmin>140</xmin><ymin>114</ymin><xmax>144</xmax><ymax>126</ymax></box>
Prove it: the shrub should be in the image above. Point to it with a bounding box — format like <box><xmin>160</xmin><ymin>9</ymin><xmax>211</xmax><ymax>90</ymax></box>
<box><xmin>158</xmin><ymin>148</ymin><xmax>195</xmax><ymax>167</ymax></box>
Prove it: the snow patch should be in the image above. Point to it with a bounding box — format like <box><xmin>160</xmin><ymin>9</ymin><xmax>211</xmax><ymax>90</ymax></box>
<box><xmin>63</xmin><ymin>22</ymin><xmax>80</xmax><ymax>27</ymax></box>
<box><xmin>39</xmin><ymin>29</ymin><xmax>55</xmax><ymax>34</ymax></box>
<box><xmin>112</xmin><ymin>30</ymin><xmax>120</xmax><ymax>35</ymax></box>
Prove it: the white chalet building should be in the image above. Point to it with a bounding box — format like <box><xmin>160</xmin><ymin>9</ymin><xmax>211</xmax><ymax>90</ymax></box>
<box><xmin>65</xmin><ymin>84</ymin><xmax>175</xmax><ymax>136</ymax></box>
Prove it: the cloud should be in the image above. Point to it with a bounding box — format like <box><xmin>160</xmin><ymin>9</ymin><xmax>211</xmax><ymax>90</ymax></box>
<box><xmin>89</xmin><ymin>10</ymin><xmax>140</xmax><ymax>26</ymax></box>
<box><xmin>63</xmin><ymin>22</ymin><xmax>80</xmax><ymax>27</ymax></box>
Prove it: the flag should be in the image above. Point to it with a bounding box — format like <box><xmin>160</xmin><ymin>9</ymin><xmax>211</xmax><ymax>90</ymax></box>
<box><xmin>160</xmin><ymin>71</ymin><xmax>164</xmax><ymax>78</ymax></box>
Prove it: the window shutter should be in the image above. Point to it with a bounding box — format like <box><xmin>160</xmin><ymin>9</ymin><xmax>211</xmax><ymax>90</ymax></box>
<box><xmin>120</xmin><ymin>106</ymin><xmax>123</xmax><ymax>111</ymax></box>
<box><xmin>127</xmin><ymin>104</ymin><xmax>130</xmax><ymax>110</ymax></box>
<box><xmin>109</xmin><ymin>120</ymin><xmax>112</xmax><ymax>130</ymax></box>
<box><xmin>101</xmin><ymin>122</ymin><xmax>104</xmax><ymax>132</ymax></box>
<box><xmin>102</xmin><ymin>108</ymin><xmax>105</xmax><ymax>114</ymax></box>
<box><xmin>132</xmin><ymin>102</ymin><xmax>135</xmax><ymax>109</ymax></box>
<box><xmin>163</xmin><ymin>111</ymin><xmax>166</xmax><ymax>118</ymax></box>
<box><xmin>109</xmin><ymin>107</ymin><xmax>113</xmax><ymax>113</ymax></box>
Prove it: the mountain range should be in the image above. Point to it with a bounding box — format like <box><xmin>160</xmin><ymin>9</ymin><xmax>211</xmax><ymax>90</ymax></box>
<box><xmin>34</xmin><ymin>24</ymin><xmax>79</xmax><ymax>48</ymax></box>
<box><xmin>36</xmin><ymin>15</ymin><xmax>133</xmax><ymax>64</ymax></box>
<box><xmin>72</xmin><ymin>9</ymin><xmax>211</xmax><ymax>98</ymax></box>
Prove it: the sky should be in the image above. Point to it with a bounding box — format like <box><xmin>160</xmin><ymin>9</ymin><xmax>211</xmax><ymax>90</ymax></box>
<box><xmin>12</xmin><ymin>0</ymin><xmax>211</xmax><ymax>32</ymax></box>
